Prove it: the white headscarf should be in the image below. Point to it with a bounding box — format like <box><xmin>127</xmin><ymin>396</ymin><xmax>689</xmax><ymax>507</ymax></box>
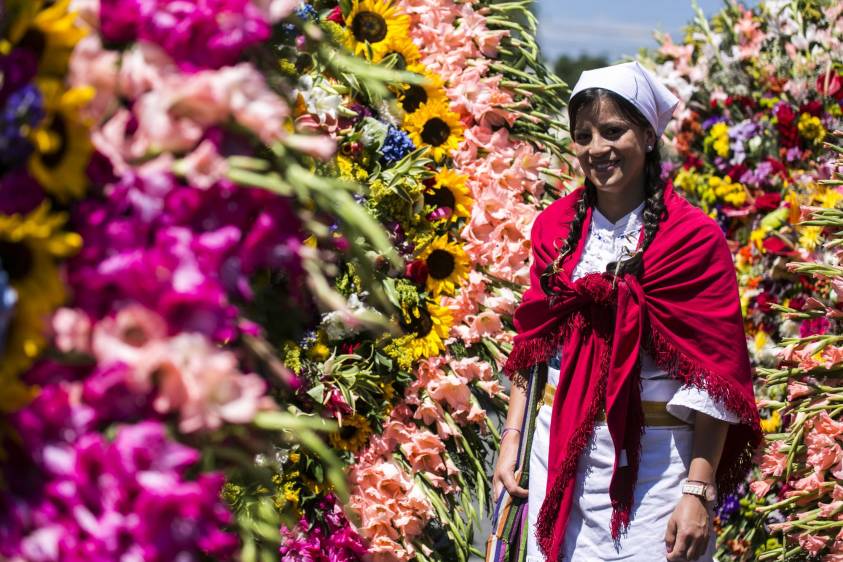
<box><xmin>570</xmin><ymin>61</ymin><xmax>679</xmax><ymax>137</ymax></box>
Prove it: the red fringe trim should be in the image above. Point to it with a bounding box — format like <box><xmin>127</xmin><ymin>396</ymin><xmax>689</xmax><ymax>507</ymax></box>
<box><xmin>535</xmin><ymin>322</ymin><xmax>610</xmax><ymax>560</ymax></box>
<box><xmin>504</xmin><ymin>312</ymin><xmax>585</xmax><ymax>382</ymax></box>
<box><xmin>644</xmin><ymin>327</ymin><xmax>762</xmax><ymax>499</ymax></box>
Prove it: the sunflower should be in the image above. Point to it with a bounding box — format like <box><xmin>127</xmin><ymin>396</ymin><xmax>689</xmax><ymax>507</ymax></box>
<box><xmin>344</xmin><ymin>0</ymin><xmax>410</xmax><ymax>61</ymax></box>
<box><xmin>329</xmin><ymin>414</ymin><xmax>373</xmax><ymax>453</ymax></box>
<box><xmin>417</xmin><ymin>235</ymin><xmax>469</xmax><ymax>296</ymax></box>
<box><xmin>403</xmin><ymin>98</ymin><xmax>464</xmax><ymax>162</ymax></box>
<box><xmin>5</xmin><ymin>0</ymin><xmax>88</xmax><ymax>77</ymax></box>
<box><xmin>28</xmin><ymin>79</ymin><xmax>94</xmax><ymax>201</ymax></box>
<box><xmin>0</xmin><ymin>202</ymin><xmax>82</xmax><ymax>411</ymax></box>
<box><xmin>397</xmin><ymin>63</ymin><xmax>448</xmax><ymax>114</ymax></box>
<box><xmin>400</xmin><ymin>299</ymin><xmax>452</xmax><ymax>361</ymax></box>
<box><xmin>425</xmin><ymin>168</ymin><xmax>472</xmax><ymax>221</ymax></box>
<box><xmin>374</xmin><ymin>35</ymin><xmax>420</xmax><ymax>67</ymax></box>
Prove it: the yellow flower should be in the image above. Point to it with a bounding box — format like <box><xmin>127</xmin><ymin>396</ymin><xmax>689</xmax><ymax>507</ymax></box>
<box><xmin>425</xmin><ymin>168</ymin><xmax>472</xmax><ymax>221</ymax></box>
<box><xmin>759</xmin><ymin>410</ymin><xmax>781</xmax><ymax>433</ymax></box>
<box><xmin>706</xmin><ymin>122</ymin><xmax>731</xmax><ymax>158</ymax></box>
<box><xmin>399</xmin><ymin>299</ymin><xmax>452</xmax><ymax>361</ymax></box>
<box><xmin>344</xmin><ymin>0</ymin><xmax>410</xmax><ymax>61</ymax></box>
<box><xmin>29</xmin><ymin>80</ymin><xmax>94</xmax><ymax>201</ymax></box>
<box><xmin>417</xmin><ymin>235</ymin><xmax>469</xmax><ymax>296</ymax></box>
<box><xmin>0</xmin><ymin>203</ymin><xmax>81</xmax><ymax>412</ymax></box>
<box><xmin>4</xmin><ymin>0</ymin><xmax>87</xmax><ymax>77</ymax></box>
<box><xmin>754</xmin><ymin>329</ymin><xmax>767</xmax><ymax>351</ymax></box>
<box><xmin>374</xmin><ymin>34</ymin><xmax>421</xmax><ymax>67</ymax></box>
<box><xmin>798</xmin><ymin>225</ymin><xmax>823</xmax><ymax>251</ymax></box>
<box><xmin>328</xmin><ymin>414</ymin><xmax>373</xmax><ymax>453</ymax></box>
<box><xmin>397</xmin><ymin>64</ymin><xmax>448</xmax><ymax>114</ymax></box>
<box><xmin>797</xmin><ymin>112</ymin><xmax>826</xmax><ymax>143</ymax></box>
<box><xmin>814</xmin><ymin>186</ymin><xmax>843</xmax><ymax>209</ymax></box>
<box><xmin>403</xmin><ymin>98</ymin><xmax>464</xmax><ymax>163</ymax></box>
<box><xmin>708</xmin><ymin>175</ymin><xmax>747</xmax><ymax>207</ymax></box>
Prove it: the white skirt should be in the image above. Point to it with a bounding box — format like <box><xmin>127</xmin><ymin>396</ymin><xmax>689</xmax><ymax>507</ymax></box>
<box><xmin>525</xmin><ymin>401</ymin><xmax>715</xmax><ymax>561</ymax></box>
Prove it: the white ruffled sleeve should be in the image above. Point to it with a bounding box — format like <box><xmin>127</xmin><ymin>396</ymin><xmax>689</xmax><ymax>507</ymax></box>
<box><xmin>666</xmin><ymin>385</ymin><xmax>740</xmax><ymax>424</ymax></box>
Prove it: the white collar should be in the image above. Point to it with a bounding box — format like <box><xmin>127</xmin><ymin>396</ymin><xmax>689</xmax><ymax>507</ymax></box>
<box><xmin>592</xmin><ymin>202</ymin><xmax>645</xmax><ymax>237</ymax></box>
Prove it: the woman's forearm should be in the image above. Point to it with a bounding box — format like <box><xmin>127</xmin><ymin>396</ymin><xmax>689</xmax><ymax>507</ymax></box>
<box><xmin>503</xmin><ymin>374</ymin><xmax>529</xmax><ymax>433</ymax></box>
<box><xmin>687</xmin><ymin>412</ymin><xmax>729</xmax><ymax>484</ymax></box>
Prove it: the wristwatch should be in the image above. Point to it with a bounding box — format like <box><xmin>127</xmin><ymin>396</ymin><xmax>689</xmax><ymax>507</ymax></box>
<box><xmin>682</xmin><ymin>480</ymin><xmax>717</xmax><ymax>503</ymax></box>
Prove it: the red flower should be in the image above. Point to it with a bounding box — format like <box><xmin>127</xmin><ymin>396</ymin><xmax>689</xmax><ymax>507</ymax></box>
<box><xmin>799</xmin><ymin>100</ymin><xmax>823</xmax><ymax>117</ymax></box>
<box><xmin>762</xmin><ymin>236</ymin><xmax>791</xmax><ymax>256</ymax></box>
<box><xmin>726</xmin><ymin>164</ymin><xmax>748</xmax><ymax>182</ymax></box>
<box><xmin>755</xmin><ymin>291</ymin><xmax>778</xmax><ymax>313</ymax></box>
<box><xmin>774</xmin><ymin>103</ymin><xmax>796</xmax><ymax>126</ymax></box>
<box><xmin>816</xmin><ymin>72</ymin><xmax>843</xmax><ymax>100</ymax></box>
<box><xmin>404</xmin><ymin>259</ymin><xmax>428</xmax><ymax>285</ymax></box>
<box><xmin>683</xmin><ymin>155</ymin><xmax>704</xmax><ymax>170</ymax></box>
<box><xmin>754</xmin><ymin>192</ymin><xmax>781</xmax><ymax>212</ymax></box>
<box><xmin>325</xmin><ymin>6</ymin><xmax>344</xmax><ymax>24</ymax></box>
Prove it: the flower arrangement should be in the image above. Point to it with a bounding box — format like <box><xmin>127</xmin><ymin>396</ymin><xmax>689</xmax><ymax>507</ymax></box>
<box><xmin>0</xmin><ymin>0</ymin><xmax>567</xmax><ymax>560</ymax></box>
<box><xmin>646</xmin><ymin>0</ymin><xmax>843</xmax><ymax>559</ymax></box>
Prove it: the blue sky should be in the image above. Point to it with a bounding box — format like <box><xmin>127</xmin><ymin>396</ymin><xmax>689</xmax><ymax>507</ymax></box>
<box><xmin>536</xmin><ymin>0</ymin><xmax>761</xmax><ymax>61</ymax></box>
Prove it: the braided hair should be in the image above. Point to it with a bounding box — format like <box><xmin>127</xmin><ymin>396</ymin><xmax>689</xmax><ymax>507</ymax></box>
<box><xmin>540</xmin><ymin>88</ymin><xmax>667</xmax><ymax>295</ymax></box>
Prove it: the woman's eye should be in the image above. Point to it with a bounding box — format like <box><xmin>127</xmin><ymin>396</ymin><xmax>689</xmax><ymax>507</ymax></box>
<box><xmin>602</xmin><ymin>127</ymin><xmax>624</xmax><ymax>139</ymax></box>
<box><xmin>573</xmin><ymin>132</ymin><xmax>590</xmax><ymax>144</ymax></box>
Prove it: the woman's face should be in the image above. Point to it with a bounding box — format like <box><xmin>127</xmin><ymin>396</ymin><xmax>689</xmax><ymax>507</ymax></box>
<box><xmin>571</xmin><ymin>97</ymin><xmax>655</xmax><ymax>197</ymax></box>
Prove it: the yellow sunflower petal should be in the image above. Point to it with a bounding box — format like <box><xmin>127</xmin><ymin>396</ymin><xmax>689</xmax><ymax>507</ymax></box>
<box><xmin>28</xmin><ymin>81</ymin><xmax>94</xmax><ymax>201</ymax></box>
<box><xmin>403</xmin><ymin>98</ymin><xmax>464</xmax><ymax>163</ymax></box>
<box><xmin>418</xmin><ymin>234</ymin><xmax>470</xmax><ymax>296</ymax></box>
<box><xmin>344</xmin><ymin>0</ymin><xmax>410</xmax><ymax>61</ymax></box>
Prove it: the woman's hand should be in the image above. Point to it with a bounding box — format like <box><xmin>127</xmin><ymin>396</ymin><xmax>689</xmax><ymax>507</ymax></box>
<box><xmin>664</xmin><ymin>494</ymin><xmax>711</xmax><ymax>561</ymax></box>
<box><xmin>492</xmin><ymin>430</ymin><xmax>529</xmax><ymax>500</ymax></box>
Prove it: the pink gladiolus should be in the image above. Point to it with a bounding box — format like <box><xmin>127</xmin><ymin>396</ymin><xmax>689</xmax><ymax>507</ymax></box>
<box><xmin>788</xmin><ymin>380</ymin><xmax>814</xmax><ymax>400</ymax></box>
<box><xmin>759</xmin><ymin>441</ymin><xmax>788</xmax><ymax>477</ymax></box>
<box><xmin>799</xmin><ymin>532</ymin><xmax>830</xmax><ymax>555</ymax></box>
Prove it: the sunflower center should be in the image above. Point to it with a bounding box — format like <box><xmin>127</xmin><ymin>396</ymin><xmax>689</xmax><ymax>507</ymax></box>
<box><xmin>351</xmin><ymin>11</ymin><xmax>388</xmax><ymax>43</ymax></box>
<box><xmin>426</xmin><ymin>249</ymin><xmax>455</xmax><ymax>279</ymax></box>
<box><xmin>339</xmin><ymin>424</ymin><xmax>359</xmax><ymax>440</ymax></box>
<box><xmin>0</xmin><ymin>240</ymin><xmax>34</xmax><ymax>281</ymax></box>
<box><xmin>41</xmin><ymin>114</ymin><xmax>69</xmax><ymax>169</ymax></box>
<box><xmin>401</xmin><ymin>85</ymin><xmax>427</xmax><ymax>113</ymax></box>
<box><xmin>421</xmin><ymin>118</ymin><xmax>450</xmax><ymax>146</ymax></box>
<box><xmin>425</xmin><ymin>186</ymin><xmax>456</xmax><ymax>210</ymax></box>
<box><xmin>401</xmin><ymin>308</ymin><xmax>433</xmax><ymax>338</ymax></box>
<box><xmin>19</xmin><ymin>28</ymin><xmax>46</xmax><ymax>60</ymax></box>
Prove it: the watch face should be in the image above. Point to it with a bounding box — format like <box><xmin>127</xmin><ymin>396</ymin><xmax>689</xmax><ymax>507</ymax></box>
<box><xmin>705</xmin><ymin>485</ymin><xmax>717</xmax><ymax>502</ymax></box>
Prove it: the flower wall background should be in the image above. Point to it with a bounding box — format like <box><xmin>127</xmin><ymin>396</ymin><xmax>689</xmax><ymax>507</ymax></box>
<box><xmin>0</xmin><ymin>0</ymin><xmax>842</xmax><ymax>561</ymax></box>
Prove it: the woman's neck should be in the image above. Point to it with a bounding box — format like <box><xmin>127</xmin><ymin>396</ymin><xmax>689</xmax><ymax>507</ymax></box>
<box><xmin>594</xmin><ymin>181</ymin><xmax>646</xmax><ymax>224</ymax></box>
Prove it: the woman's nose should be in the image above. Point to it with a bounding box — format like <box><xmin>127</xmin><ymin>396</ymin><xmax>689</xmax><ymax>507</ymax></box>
<box><xmin>586</xmin><ymin>134</ymin><xmax>611</xmax><ymax>156</ymax></box>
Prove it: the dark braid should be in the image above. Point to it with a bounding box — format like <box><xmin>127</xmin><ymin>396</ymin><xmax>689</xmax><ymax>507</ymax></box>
<box><xmin>541</xmin><ymin>88</ymin><xmax>668</xmax><ymax>295</ymax></box>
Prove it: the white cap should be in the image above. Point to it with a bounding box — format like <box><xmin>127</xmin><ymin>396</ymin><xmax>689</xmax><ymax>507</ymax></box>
<box><xmin>570</xmin><ymin>61</ymin><xmax>679</xmax><ymax>137</ymax></box>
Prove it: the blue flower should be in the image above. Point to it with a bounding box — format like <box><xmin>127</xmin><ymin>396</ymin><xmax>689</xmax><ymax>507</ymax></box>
<box><xmin>716</xmin><ymin>493</ymin><xmax>740</xmax><ymax>520</ymax></box>
<box><xmin>380</xmin><ymin>126</ymin><xmax>415</xmax><ymax>166</ymax></box>
<box><xmin>1</xmin><ymin>84</ymin><xmax>44</xmax><ymax>167</ymax></box>
<box><xmin>296</xmin><ymin>3</ymin><xmax>318</xmax><ymax>21</ymax></box>
<box><xmin>0</xmin><ymin>260</ymin><xmax>18</xmax><ymax>357</ymax></box>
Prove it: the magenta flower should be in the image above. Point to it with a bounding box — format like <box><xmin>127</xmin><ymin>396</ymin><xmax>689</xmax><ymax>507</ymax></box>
<box><xmin>99</xmin><ymin>0</ymin><xmax>270</xmax><ymax>70</ymax></box>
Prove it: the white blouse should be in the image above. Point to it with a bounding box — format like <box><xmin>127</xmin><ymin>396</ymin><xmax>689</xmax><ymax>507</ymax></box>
<box><xmin>549</xmin><ymin>201</ymin><xmax>738</xmax><ymax>425</ymax></box>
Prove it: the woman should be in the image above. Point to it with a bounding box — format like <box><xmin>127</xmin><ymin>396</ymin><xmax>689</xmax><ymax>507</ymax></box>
<box><xmin>489</xmin><ymin>62</ymin><xmax>761</xmax><ymax>562</ymax></box>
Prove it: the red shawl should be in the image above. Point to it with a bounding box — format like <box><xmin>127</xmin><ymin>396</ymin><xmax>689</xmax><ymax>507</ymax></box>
<box><xmin>504</xmin><ymin>183</ymin><xmax>761</xmax><ymax>561</ymax></box>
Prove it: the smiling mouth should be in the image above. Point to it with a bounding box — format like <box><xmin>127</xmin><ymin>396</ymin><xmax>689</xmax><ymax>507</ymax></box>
<box><xmin>592</xmin><ymin>160</ymin><xmax>620</xmax><ymax>173</ymax></box>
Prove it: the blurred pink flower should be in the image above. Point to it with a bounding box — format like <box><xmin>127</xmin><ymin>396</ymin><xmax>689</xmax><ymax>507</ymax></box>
<box><xmin>52</xmin><ymin>308</ymin><xmax>92</xmax><ymax>354</ymax></box>
<box><xmin>400</xmin><ymin>429</ymin><xmax>447</xmax><ymax>475</ymax></box>
<box><xmin>68</xmin><ymin>36</ymin><xmax>119</xmax><ymax>121</ymax></box>
<box><xmin>91</xmin><ymin>305</ymin><xmax>168</xmax><ymax>377</ymax></box>
<box><xmin>140</xmin><ymin>333</ymin><xmax>271</xmax><ymax>432</ymax></box>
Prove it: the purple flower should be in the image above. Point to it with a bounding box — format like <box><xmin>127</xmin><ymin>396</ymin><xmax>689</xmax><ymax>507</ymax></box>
<box><xmin>0</xmin><ymin>168</ymin><xmax>46</xmax><ymax>215</ymax></box>
<box><xmin>0</xmin><ymin>49</ymin><xmax>38</xmax><ymax>106</ymax></box>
